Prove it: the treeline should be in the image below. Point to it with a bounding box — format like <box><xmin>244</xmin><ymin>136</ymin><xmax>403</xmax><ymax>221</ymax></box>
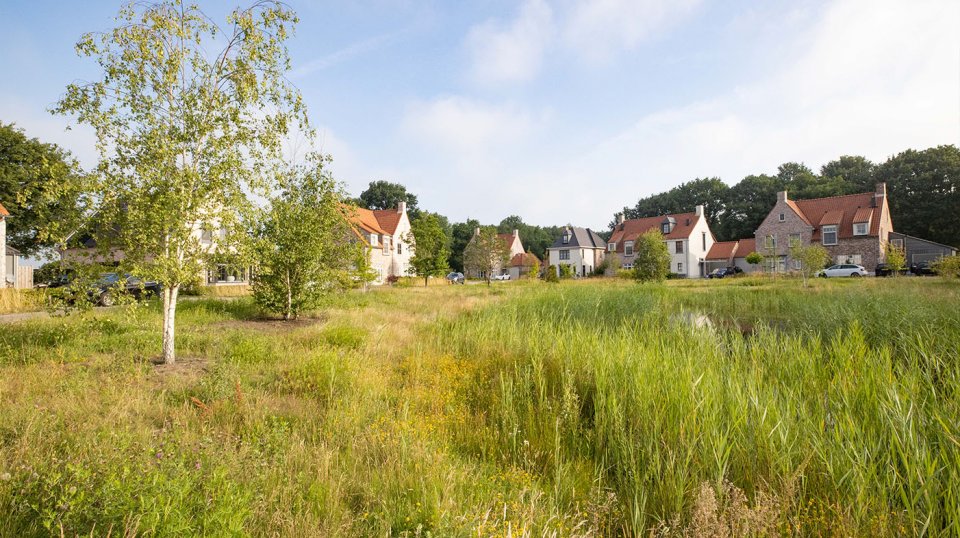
<box><xmin>618</xmin><ymin>145</ymin><xmax>960</xmax><ymax>247</ymax></box>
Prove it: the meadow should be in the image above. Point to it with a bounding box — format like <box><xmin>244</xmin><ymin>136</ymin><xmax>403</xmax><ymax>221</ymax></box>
<box><xmin>0</xmin><ymin>276</ymin><xmax>959</xmax><ymax>536</ymax></box>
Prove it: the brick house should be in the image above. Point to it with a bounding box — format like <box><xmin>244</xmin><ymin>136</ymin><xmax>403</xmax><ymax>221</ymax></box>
<box><xmin>607</xmin><ymin>205</ymin><xmax>715</xmax><ymax>278</ymax></box>
<box><xmin>754</xmin><ymin>183</ymin><xmax>893</xmax><ymax>272</ymax></box>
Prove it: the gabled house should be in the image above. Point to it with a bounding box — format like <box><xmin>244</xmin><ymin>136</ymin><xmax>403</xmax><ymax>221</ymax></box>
<box><xmin>465</xmin><ymin>229</ymin><xmax>525</xmax><ymax>279</ymax></box>
<box><xmin>0</xmin><ymin>201</ymin><xmax>8</xmax><ymax>287</ymax></box>
<box><xmin>754</xmin><ymin>183</ymin><xmax>893</xmax><ymax>272</ymax></box>
<box><xmin>705</xmin><ymin>237</ymin><xmax>761</xmax><ymax>274</ymax></box>
<box><xmin>345</xmin><ymin>202</ymin><xmax>414</xmax><ymax>284</ymax></box>
<box><xmin>547</xmin><ymin>226</ymin><xmax>606</xmax><ymax>277</ymax></box>
<box><xmin>508</xmin><ymin>251</ymin><xmax>541</xmax><ymax>280</ymax></box>
<box><xmin>607</xmin><ymin>205</ymin><xmax>715</xmax><ymax>278</ymax></box>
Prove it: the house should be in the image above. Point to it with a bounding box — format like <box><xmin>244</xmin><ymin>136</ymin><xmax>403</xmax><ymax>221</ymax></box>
<box><xmin>607</xmin><ymin>205</ymin><xmax>716</xmax><ymax>278</ymax></box>
<box><xmin>345</xmin><ymin>202</ymin><xmax>414</xmax><ymax>284</ymax></box>
<box><xmin>464</xmin><ymin>229</ymin><xmax>525</xmax><ymax>279</ymax></box>
<box><xmin>547</xmin><ymin>227</ymin><xmax>606</xmax><ymax>277</ymax></box>
<box><xmin>704</xmin><ymin>238</ymin><xmax>761</xmax><ymax>274</ymax></box>
<box><xmin>754</xmin><ymin>183</ymin><xmax>893</xmax><ymax>272</ymax></box>
<box><xmin>888</xmin><ymin>232</ymin><xmax>957</xmax><ymax>266</ymax></box>
<box><xmin>0</xmin><ymin>201</ymin><xmax>8</xmax><ymax>287</ymax></box>
<box><xmin>507</xmin><ymin>251</ymin><xmax>541</xmax><ymax>280</ymax></box>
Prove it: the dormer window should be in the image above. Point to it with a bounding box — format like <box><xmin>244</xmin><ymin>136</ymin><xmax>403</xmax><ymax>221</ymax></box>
<box><xmin>661</xmin><ymin>223</ymin><xmax>669</xmax><ymax>234</ymax></box>
<box><xmin>853</xmin><ymin>223</ymin><xmax>868</xmax><ymax>236</ymax></box>
<box><xmin>607</xmin><ymin>242</ymin><xmax>616</xmax><ymax>252</ymax></box>
<box><xmin>562</xmin><ymin>231</ymin><xmax>571</xmax><ymax>244</ymax></box>
<box><xmin>660</xmin><ymin>216</ymin><xmax>676</xmax><ymax>234</ymax></box>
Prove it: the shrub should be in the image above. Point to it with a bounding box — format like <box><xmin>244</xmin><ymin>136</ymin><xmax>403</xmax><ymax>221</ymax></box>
<box><xmin>544</xmin><ymin>265</ymin><xmax>560</xmax><ymax>283</ymax></box>
<box><xmin>933</xmin><ymin>255</ymin><xmax>960</xmax><ymax>279</ymax></box>
<box><xmin>632</xmin><ymin>230</ymin><xmax>670</xmax><ymax>282</ymax></box>
<box><xmin>558</xmin><ymin>264</ymin><xmax>573</xmax><ymax>279</ymax></box>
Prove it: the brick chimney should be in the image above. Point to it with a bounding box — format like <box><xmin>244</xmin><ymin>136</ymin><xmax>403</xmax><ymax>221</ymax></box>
<box><xmin>695</xmin><ymin>205</ymin><xmax>704</xmax><ymax>217</ymax></box>
<box><xmin>616</xmin><ymin>213</ymin><xmax>625</xmax><ymax>225</ymax></box>
<box><xmin>397</xmin><ymin>201</ymin><xmax>406</xmax><ymax>214</ymax></box>
<box><xmin>474</xmin><ymin>226</ymin><xmax>480</xmax><ymax>236</ymax></box>
<box><xmin>875</xmin><ymin>182</ymin><xmax>887</xmax><ymax>205</ymax></box>
<box><xmin>777</xmin><ymin>190</ymin><xmax>788</xmax><ymax>202</ymax></box>
<box><xmin>512</xmin><ymin>229</ymin><xmax>519</xmax><ymax>238</ymax></box>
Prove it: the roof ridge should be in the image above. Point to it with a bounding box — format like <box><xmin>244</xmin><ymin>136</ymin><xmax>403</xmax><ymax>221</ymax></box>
<box><xmin>791</xmin><ymin>190</ymin><xmax>875</xmax><ymax>203</ymax></box>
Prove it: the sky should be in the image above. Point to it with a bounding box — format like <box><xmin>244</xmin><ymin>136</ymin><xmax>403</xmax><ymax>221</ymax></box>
<box><xmin>1</xmin><ymin>0</ymin><xmax>958</xmax><ymax>231</ymax></box>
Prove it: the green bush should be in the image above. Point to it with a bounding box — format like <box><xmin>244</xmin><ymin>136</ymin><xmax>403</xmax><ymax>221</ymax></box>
<box><xmin>544</xmin><ymin>265</ymin><xmax>560</xmax><ymax>283</ymax></box>
<box><xmin>558</xmin><ymin>264</ymin><xmax>573</xmax><ymax>279</ymax></box>
<box><xmin>934</xmin><ymin>255</ymin><xmax>960</xmax><ymax>278</ymax></box>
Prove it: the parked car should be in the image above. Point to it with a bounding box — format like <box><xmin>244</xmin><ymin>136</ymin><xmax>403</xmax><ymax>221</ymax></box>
<box><xmin>818</xmin><ymin>264</ymin><xmax>868</xmax><ymax>278</ymax></box>
<box><xmin>491</xmin><ymin>274</ymin><xmax>511</xmax><ymax>281</ymax></box>
<box><xmin>910</xmin><ymin>261</ymin><xmax>937</xmax><ymax>276</ymax></box>
<box><xmin>708</xmin><ymin>266</ymin><xmax>743</xmax><ymax>279</ymax></box>
<box><xmin>91</xmin><ymin>273</ymin><xmax>163</xmax><ymax>306</ymax></box>
<box><xmin>445</xmin><ymin>272</ymin><xmax>465</xmax><ymax>284</ymax></box>
<box><xmin>875</xmin><ymin>263</ymin><xmax>908</xmax><ymax>277</ymax></box>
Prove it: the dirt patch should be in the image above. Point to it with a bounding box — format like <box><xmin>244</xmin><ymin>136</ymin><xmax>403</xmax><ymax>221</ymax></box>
<box><xmin>147</xmin><ymin>356</ymin><xmax>210</xmax><ymax>386</ymax></box>
<box><xmin>211</xmin><ymin>316</ymin><xmax>325</xmax><ymax>333</ymax></box>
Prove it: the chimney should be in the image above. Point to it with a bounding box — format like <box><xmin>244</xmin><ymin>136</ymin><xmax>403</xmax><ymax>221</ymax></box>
<box><xmin>616</xmin><ymin>213</ymin><xmax>625</xmax><ymax>225</ymax></box>
<box><xmin>777</xmin><ymin>191</ymin><xmax>788</xmax><ymax>203</ymax></box>
<box><xmin>695</xmin><ymin>205</ymin><xmax>704</xmax><ymax>217</ymax></box>
<box><xmin>512</xmin><ymin>229</ymin><xmax>519</xmax><ymax>238</ymax></box>
<box><xmin>397</xmin><ymin>201</ymin><xmax>406</xmax><ymax>214</ymax></box>
<box><xmin>875</xmin><ymin>182</ymin><xmax>887</xmax><ymax>202</ymax></box>
<box><xmin>474</xmin><ymin>226</ymin><xmax>480</xmax><ymax>236</ymax></box>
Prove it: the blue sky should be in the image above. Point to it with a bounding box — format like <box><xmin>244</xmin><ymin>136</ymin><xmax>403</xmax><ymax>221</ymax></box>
<box><xmin>1</xmin><ymin>0</ymin><xmax>958</xmax><ymax>230</ymax></box>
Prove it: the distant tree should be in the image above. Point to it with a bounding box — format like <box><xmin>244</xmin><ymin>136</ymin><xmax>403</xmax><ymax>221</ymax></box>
<box><xmin>0</xmin><ymin>123</ymin><xmax>88</xmax><ymax>256</ymax></box>
<box><xmin>252</xmin><ymin>159</ymin><xmax>362</xmax><ymax>320</ymax></box>
<box><xmin>406</xmin><ymin>213</ymin><xmax>449</xmax><ymax>286</ymax></box>
<box><xmin>632</xmin><ymin>230</ymin><xmax>670</xmax><ymax>282</ymax></box>
<box><xmin>54</xmin><ymin>0</ymin><xmax>306</xmax><ymax>364</ymax></box>
<box><xmin>620</xmin><ymin>177</ymin><xmax>730</xmax><ymax>234</ymax></box>
<box><xmin>449</xmin><ymin>218</ymin><xmax>480</xmax><ymax>272</ymax></box>
<box><xmin>719</xmin><ymin>174</ymin><xmax>783</xmax><ymax>241</ymax></box>
<box><xmin>463</xmin><ymin>227</ymin><xmax>508</xmax><ymax>286</ymax></box>
<box><xmin>884</xmin><ymin>243</ymin><xmax>906</xmax><ymax>277</ymax></box>
<box><xmin>876</xmin><ymin>145</ymin><xmax>960</xmax><ymax>248</ymax></box>
<box><xmin>821</xmin><ymin>155</ymin><xmax>876</xmax><ymax>193</ymax></box>
<box><xmin>790</xmin><ymin>243</ymin><xmax>830</xmax><ymax>287</ymax></box>
<box><xmin>359</xmin><ymin>180</ymin><xmax>420</xmax><ymax>219</ymax></box>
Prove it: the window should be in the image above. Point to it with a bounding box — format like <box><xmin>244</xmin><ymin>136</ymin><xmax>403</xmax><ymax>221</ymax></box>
<box><xmin>675</xmin><ymin>241</ymin><xmax>684</xmax><ymax>254</ymax></box>
<box><xmin>661</xmin><ymin>223</ymin><xmax>670</xmax><ymax>234</ymax></box>
<box><xmin>624</xmin><ymin>241</ymin><xmax>634</xmax><ymax>257</ymax></box>
<box><xmin>562</xmin><ymin>232</ymin><xmax>570</xmax><ymax>244</ymax></box>
<box><xmin>382</xmin><ymin>237</ymin><xmax>390</xmax><ymax>255</ymax></box>
<box><xmin>765</xmin><ymin>235</ymin><xmax>777</xmax><ymax>249</ymax></box>
<box><xmin>607</xmin><ymin>242</ymin><xmax>616</xmax><ymax>252</ymax></box>
<box><xmin>702</xmin><ymin>232</ymin><xmax>706</xmax><ymax>251</ymax></box>
<box><xmin>397</xmin><ymin>242</ymin><xmax>402</xmax><ymax>255</ymax></box>
<box><xmin>201</xmin><ymin>229</ymin><xmax>213</xmax><ymax>245</ymax></box>
<box><xmin>853</xmin><ymin>223</ymin><xmax>868</xmax><ymax>236</ymax></box>
<box><xmin>793</xmin><ymin>259</ymin><xmax>802</xmax><ymax>270</ymax></box>
<box><xmin>677</xmin><ymin>262</ymin><xmax>683</xmax><ymax>273</ymax></box>
<box><xmin>369</xmin><ymin>234</ymin><xmax>378</xmax><ymax>247</ymax></box>
<box><xmin>779</xmin><ymin>213</ymin><xmax>785</xmax><ymax>222</ymax></box>
<box><xmin>822</xmin><ymin>225</ymin><xmax>838</xmax><ymax>245</ymax></box>
<box><xmin>559</xmin><ymin>249</ymin><xmax>570</xmax><ymax>260</ymax></box>
<box><xmin>789</xmin><ymin>233</ymin><xmax>801</xmax><ymax>247</ymax></box>
<box><xmin>891</xmin><ymin>238</ymin><xmax>904</xmax><ymax>249</ymax></box>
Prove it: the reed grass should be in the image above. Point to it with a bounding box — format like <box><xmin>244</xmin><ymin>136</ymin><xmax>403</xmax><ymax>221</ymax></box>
<box><xmin>0</xmin><ymin>278</ymin><xmax>957</xmax><ymax>536</ymax></box>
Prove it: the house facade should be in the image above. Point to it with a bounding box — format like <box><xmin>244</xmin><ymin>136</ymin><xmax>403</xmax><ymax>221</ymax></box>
<box><xmin>704</xmin><ymin>237</ymin><xmax>761</xmax><ymax>274</ymax></box>
<box><xmin>608</xmin><ymin>205</ymin><xmax>715</xmax><ymax>278</ymax></box>
<box><xmin>346</xmin><ymin>203</ymin><xmax>414</xmax><ymax>285</ymax></box>
<box><xmin>0</xmin><ymin>202</ymin><xmax>7</xmax><ymax>287</ymax></box>
<box><xmin>754</xmin><ymin>184</ymin><xmax>893</xmax><ymax>272</ymax></box>
<box><xmin>547</xmin><ymin>227</ymin><xmax>606</xmax><ymax>277</ymax></box>
<box><xmin>465</xmin><ymin>229</ymin><xmax>525</xmax><ymax>279</ymax></box>
<box><xmin>507</xmin><ymin>251</ymin><xmax>540</xmax><ymax>280</ymax></box>
<box><xmin>888</xmin><ymin>232</ymin><xmax>956</xmax><ymax>266</ymax></box>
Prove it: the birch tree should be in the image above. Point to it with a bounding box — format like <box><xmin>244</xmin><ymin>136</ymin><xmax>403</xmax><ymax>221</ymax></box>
<box><xmin>55</xmin><ymin>0</ymin><xmax>307</xmax><ymax>363</ymax></box>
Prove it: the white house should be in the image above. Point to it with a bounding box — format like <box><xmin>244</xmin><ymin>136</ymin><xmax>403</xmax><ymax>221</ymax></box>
<box><xmin>547</xmin><ymin>227</ymin><xmax>606</xmax><ymax>277</ymax></box>
<box><xmin>345</xmin><ymin>202</ymin><xmax>414</xmax><ymax>284</ymax></box>
<box><xmin>465</xmin><ymin>228</ymin><xmax>525</xmax><ymax>279</ymax></box>
<box><xmin>0</xmin><ymin>201</ymin><xmax>8</xmax><ymax>286</ymax></box>
<box><xmin>607</xmin><ymin>205</ymin><xmax>716</xmax><ymax>278</ymax></box>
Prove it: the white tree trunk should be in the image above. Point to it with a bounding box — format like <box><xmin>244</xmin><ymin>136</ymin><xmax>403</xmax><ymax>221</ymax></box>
<box><xmin>161</xmin><ymin>284</ymin><xmax>180</xmax><ymax>364</ymax></box>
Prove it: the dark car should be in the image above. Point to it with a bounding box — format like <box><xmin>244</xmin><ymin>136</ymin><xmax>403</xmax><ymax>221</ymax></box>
<box><xmin>85</xmin><ymin>273</ymin><xmax>162</xmax><ymax>306</ymax></box>
<box><xmin>875</xmin><ymin>263</ymin><xmax>908</xmax><ymax>277</ymax></box>
<box><xmin>445</xmin><ymin>272</ymin><xmax>465</xmax><ymax>284</ymax></box>
<box><xmin>910</xmin><ymin>262</ymin><xmax>937</xmax><ymax>276</ymax></box>
<box><xmin>708</xmin><ymin>266</ymin><xmax>743</xmax><ymax>279</ymax></box>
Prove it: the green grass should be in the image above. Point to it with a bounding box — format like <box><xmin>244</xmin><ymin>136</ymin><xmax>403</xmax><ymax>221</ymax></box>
<box><xmin>1</xmin><ymin>278</ymin><xmax>959</xmax><ymax>536</ymax></box>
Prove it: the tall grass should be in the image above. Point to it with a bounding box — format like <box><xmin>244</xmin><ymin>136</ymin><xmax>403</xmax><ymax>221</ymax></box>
<box><xmin>0</xmin><ymin>279</ymin><xmax>958</xmax><ymax>535</ymax></box>
<box><xmin>0</xmin><ymin>288</ymin><xmax>43</xmax><ymax>314</ymax></box>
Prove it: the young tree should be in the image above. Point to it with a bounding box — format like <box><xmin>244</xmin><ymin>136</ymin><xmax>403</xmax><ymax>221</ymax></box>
<box><xmin>745</xmin><ymin>251</ymin><xmax>763</xmax><ymax>272</ymax></box>
<box><xmin>885</xmin><ymin>243</ymin><xmax>906</xmax><ymax>277</ymax></box>
<box><xmin>526</xmin><ymin>251</ymin><xmax>541</xmax><ymax>279</ymax></box>
<box><xmin>406</xmin><ymin>213</ymin><xmax>448</xmax><ymax>286</ymax></box>
<box><xmin>463</xmin><ymin>227</ymin><xmax>508</xmax><ymax>286</ymax></box>
<box><xmin>252</xmin><ymin>158</ymin><xmax>362</xmax><ymax>320</ymax></box>
<box><xmin>789</xmin><ymin>243</ymin><xmax>830</xmax><ymax>287</ymax></box>
<box><xmin>55</xmin><ymin>1</ymin><xmax>306</xmax><ymax>363</ymax></box>
<box><xmin>632</xmin><ymin>230</ymin><xmax>670</xmax><ymax>282</ymax></box>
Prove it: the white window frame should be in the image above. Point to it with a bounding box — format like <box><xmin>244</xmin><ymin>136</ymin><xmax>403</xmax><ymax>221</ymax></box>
<box><xmin>853</xmin><ymin>222</ymin><xmax>868</xmax><ymax>236</ymax></box>
<box><xmin>369</xmin><ymin>234</ymin><xmax>378</xmax><ymax>247</ymax></box>
<box><xmin>675</xmin><ymin>241</ymin><xmax>684</xmax><ymax>254</ymax></box>
<box><xmin>559</xmin><ymin>249</ymin><xmax>570</xmax><ymax>260</ymax></box>
<box><xmin>793</xmin><ymin>259</ymin><xmax>802</xmax><ymax>270</ymax></box>
<box><xmin>624</xmin><ymin>241</ymin><xmax>634</xmax><ymax>257</ymax></box>
<box><xmin>822</xmin><ymin>225</ymin><xmax>838</xmax><ymax>246</ymax></box>
<box><xmin>789</xmin><ymin>233</ymin><xmax>801</xmax><ymax>247</ymax></box>
<box><xmin>661</xmin><ymin>224</ymin><xmax>670</xmax><ymax>234</ymax></box>
<box><xmin>607</xmin><ymin>242</ymin><xmax>616</xmax><ymax>252</ymax></box>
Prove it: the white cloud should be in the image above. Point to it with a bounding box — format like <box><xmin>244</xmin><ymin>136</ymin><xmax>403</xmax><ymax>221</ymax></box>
<box><xmin>465</xmin><ymin>0</ymin><xmax>555</xmax><ymax>85</ymax></box>
<box><xmin>561</xmin><ymin>0</ymin><xmax>702</xmax><ymax>63</ymax></box>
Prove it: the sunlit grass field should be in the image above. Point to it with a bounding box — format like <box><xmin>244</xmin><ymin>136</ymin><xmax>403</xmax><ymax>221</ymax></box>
<box><xmin>1</xmin><ymin>277</ymin><xmax>959</xmax><ymax>536</ymax></box>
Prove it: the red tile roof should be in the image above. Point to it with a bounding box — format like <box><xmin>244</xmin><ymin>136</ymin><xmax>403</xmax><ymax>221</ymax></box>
<box><xmin>736</xmin><ymin>238</ymin><xmax>757</xmax><ymax>256</ymax></box>
<box><xmin>344</xmin><ymin>206</ymin><xmax>388</xmax><ymax>236</ymax></box>
<box><xmin>510</xmin><ymin>252</ymin><xmax>540</xmax><ymax>267</ymax></box>
<box><xmin>706</xmin><ymin>241</ymin><xmax>739</xmax><ymax>261</ymax></box>
<box><xmin>0</xmin><ymin>202</ymin><xmax>8</xmax><ymax>217</ymax></box>
<box><xmin>609</xmin><ymin>212</ymin><xmax>701</xmax><ymax>253</ymax></box>
<box><xmin>372</xmin><ymin>209</ymin><xmax>402</xmax><ymax>235</ymax></box>
<box><xmin>791</xmin><ymin>192</ymin><xmax>883</xmax><ymax>240</ymax></box>
<box><xmin>852</xmin><ymin>207</ymin><xmax>873</xmax><ymax>224</ymax></box>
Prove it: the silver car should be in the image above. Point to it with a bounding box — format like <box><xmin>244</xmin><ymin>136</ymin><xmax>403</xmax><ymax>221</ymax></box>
<box><xmin>818</xmin><ymin>264</ymin><xmax>868</xmax><ymax>278</ymax></box>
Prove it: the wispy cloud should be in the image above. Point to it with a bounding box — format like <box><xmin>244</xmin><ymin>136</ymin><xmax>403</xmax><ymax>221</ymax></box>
<box><xmin>291</xmin><ymin>31</ymin><xmax>400</xmax><ymax>79</ymax></box>
<box><xmin>465</xmin><ymin>0</ymin><xmax>555</xmax><ymax>85</ymax></box>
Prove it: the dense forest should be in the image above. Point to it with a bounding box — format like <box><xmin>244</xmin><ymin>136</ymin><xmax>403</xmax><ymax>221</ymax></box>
<box><xmin>618</xmin><ymin>145</ymin><xmax>960</xmax><ymax>246</ymax></box>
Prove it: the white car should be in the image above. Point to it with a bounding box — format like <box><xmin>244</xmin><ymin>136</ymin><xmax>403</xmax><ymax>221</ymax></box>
<box><xmin>490</xmin><ymin>274</ymin><xmax>511</xmax><ymax>281</ymax></box>
<box><xmin>818</xmin><ymin>264</ymin><xmax>868</xmax><ymax>278</ymax></box>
